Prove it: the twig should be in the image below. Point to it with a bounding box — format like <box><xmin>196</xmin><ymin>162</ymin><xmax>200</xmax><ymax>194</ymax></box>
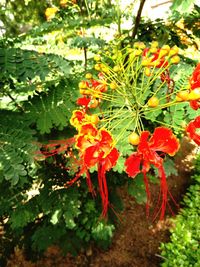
<box><xmin>84</xmin><ymin>47</ymin><xmax>87</xmax><ymax>71</ymax></box>
<box><xmin>155</xmin><ymin>253</ymin><xmax>167</xmax><ymax>260</ymax></box>
<box><xmin>7</xmin><ymin>93</ymin><xmax>25</xmax><ymax>112</ymax></box>
<box><xmin>131</xmin><ymin>0</ymin><xmax>147</xmax><ymax>39</ymax></box>
<box><xmin>151</xmin><ymin>0</ymin><xmax>172</xmax><ymax>8</ymax></box>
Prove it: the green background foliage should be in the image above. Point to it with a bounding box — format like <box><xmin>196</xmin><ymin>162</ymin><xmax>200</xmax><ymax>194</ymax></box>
<box><xmin>160</xmin><ymin>155</ymin><xmax>200</xmax><ymax>267</ymax></box>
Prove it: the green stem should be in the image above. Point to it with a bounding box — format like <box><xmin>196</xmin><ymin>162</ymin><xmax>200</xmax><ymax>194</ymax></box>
<box><xmin>84</xmin><ymin>0</ymin><xmax>91</xmax><ymax>20</ymax></box>
<box><xmin>116</xmin><ymin>0</ymin><xmax>122</xmax><ymax>36</ymax></box>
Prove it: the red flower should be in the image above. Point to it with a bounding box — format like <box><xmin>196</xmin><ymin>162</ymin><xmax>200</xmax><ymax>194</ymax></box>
<box><xmin>142</xmin><ymin>48</ymin><xmax>169</xmax><ymax>68</ymax></box>
<box><xmin>190</xmin><ymin>63</ymin><xmax>200</xmax><ymax>90</ymax></box>
<box><xmin>189</xmin><ymin>64</ymin><xmax>200</xmax><ymax>110</ymax></box>
<box><xmin>125</xmin><ymin>127</ymin><xmax>180</xmax><ymax>220</ymax></box>
<box><xmin>68</xmin><ymin>123</ymin><xmax>119</xmax><ymax>216</ymax></box>
<box><xmin>186</xmin><ymin>116</ymin><xmax>200</xmax><ymax>145</ymax></box>
<box><xmin>91</xmin><ymin>79</ymin><xmax>108</xmax><ymax>93</ymax></box>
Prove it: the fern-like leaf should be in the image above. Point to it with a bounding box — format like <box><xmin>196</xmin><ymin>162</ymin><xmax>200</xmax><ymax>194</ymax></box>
<box><xmin>24</xmin><ymin>79</ymin><xmax>78</xmax><ymax>133</ymax></box>
<box><xmin>0</xmin><ymin>112</ymin><xmax>36</xmax><ymax>185</ymax></box>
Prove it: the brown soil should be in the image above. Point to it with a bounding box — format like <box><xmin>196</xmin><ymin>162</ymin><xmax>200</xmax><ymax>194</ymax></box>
<box><xmin>6</xmin><ymin>137</ymin><xmax>197</xmax><ymax>267</ymax></box>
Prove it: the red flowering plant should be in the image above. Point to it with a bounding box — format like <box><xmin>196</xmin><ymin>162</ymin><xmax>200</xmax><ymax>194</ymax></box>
<box><xmin>37</xmin><ymin>41</ymin><xmax>200</xmax><ymax>220</ymax></box>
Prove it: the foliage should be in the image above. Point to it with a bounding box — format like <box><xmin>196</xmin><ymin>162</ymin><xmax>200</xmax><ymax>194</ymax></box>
<box><xmin>0</xmin><ymin>1</ymin><xmax>200</xmax><ymax>266</ymax></box>
<box><xmin>0</xmin><ymin>111</ymin><xmax>37</xmax><ymax>185</ymax></box>
<box><xmin>160</xmin><ymin>155</ymin><xmax>200</xmax><ymax>266</ymax></box>
<box><xmin>24</xmin><ymin>80</ymin><xmax>78</xmax><ymax>133</ymax></box>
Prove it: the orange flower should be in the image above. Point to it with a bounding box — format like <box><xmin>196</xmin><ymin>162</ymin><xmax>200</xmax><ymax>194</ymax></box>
<box><xmin>125</xmin><ymin>127</ymin><xmax>180</xmax><ymax>220</ymax></box>
<box><xmin>72</xmin><ymin>123</ymin><xmax>119</xmax><ymax>216</ymax></box>
<box><xmin>70</xmin><ymin>110</ymin><xmax>88</xmax><ymax>129</ymax></box>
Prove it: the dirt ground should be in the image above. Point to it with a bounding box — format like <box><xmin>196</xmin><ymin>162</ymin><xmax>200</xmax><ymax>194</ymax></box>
<box><xmin>6</xmin><ymin>137</ymin><xmax>197</xmax><ymax>267</ymax></box>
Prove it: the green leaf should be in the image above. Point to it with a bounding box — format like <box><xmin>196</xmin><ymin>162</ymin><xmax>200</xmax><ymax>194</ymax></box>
<box><xmin>171</xmin><ymin>0</ymin><xmax>195</xmax><ymax>14</ymax></box>
<box><xmin>24</xmin><ymin>80</ymin><xmax>77</xmax><ymax>133</ymax></box>
<box><xmin>32</xmin><ymin>224</ymin><xmax>66</xmax><ymax>251</ymax></box>
<box><xmin>91</xmin><ymin>221</ymin><xmax>115</xmax><ymax>249</ymax></box>
<box><xmin>0</xmin><ymin>112</ymin><xmax>36</xmax><ymax>185</ymax></box>
<box><xmin>154</xmin><ymin>157</ymin><xmax>178</xmax><ymax>177</ymax></box>
<box><xmin>0</xmin><ymin>48</ymin><xmax>73</xmax><ymax>83</ymax></box>
<box><xmin>10</xmin><ymin>199</ymin><xmax>39</xmax><ymax>229</ymax></box>
<box><xmin>128</xmin><ymin>174</ymin><xmax>147</xmax><ymax>204</ymax></box>
<box><xmin>112</xmin><ymin>155</ymin><xmax>125</xmax><ymax>173</ymax></box>
<box><xmin>164</xmin><ymin>103</ymin><xmax>187</xmax><ymax>131</ymax></box>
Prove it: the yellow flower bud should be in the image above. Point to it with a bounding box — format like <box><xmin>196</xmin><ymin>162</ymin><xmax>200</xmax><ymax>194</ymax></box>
<box><xmin>162</xmin><ymin>45</ymin><xmax>170</xmax><ymax>52</ymax></box>
<box><xmin>85</xmin><ymin>73</ymin><xmax>93</xmax><ymax>79</ymax></box>
<box><xmin>151</xmin><ymin>41</ymin><xmax>159</xmax><ymax>48</ymax></box>
<box><xmin>177</xmin><ymin>90</ymin><xmax>189</xmax><ymax>101</ymax></box>
<box><xmin>188</xmin><ymin>88</ymin><xmax>200</xmax><ymax>100</ymax></box>
<box><xmin>169</xmin><ymin>46</ymin><xmax>179</xmax><ymax>57</ymax></box>
<box><xmin>170</xmin><ymin>55</ymin><xmax>180</xmax><ymax>64</ymax></box>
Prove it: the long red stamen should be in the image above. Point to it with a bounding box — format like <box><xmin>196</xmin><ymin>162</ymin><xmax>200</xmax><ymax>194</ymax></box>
<box><xmin>152</xmin><ymin>165</ymin><xmax>169</xmax><ymax>221</ymax></box>
<box><xmin>85</xmin><ymin>169</ymin><xmax>96</xmax><ymax>197</ymax></box>
<box><xmin>64</xmin><ymin>166</ymin><xmax>86</xmax><ymax>187</ymax></box>
<box><xmin>98</xmin><ymin>163</ymin><xmax>109</xmax><ymax>217</ymax></box>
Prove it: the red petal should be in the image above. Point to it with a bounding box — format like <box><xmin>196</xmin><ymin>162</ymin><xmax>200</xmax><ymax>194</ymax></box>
<box><xmin>149</xmin><ymin>127</ymin><xmax>180</xmax><ymax>156</ymax></box>
<box><xmin>76</xmin><ymin>96</ymin><xmax>91</xmax><ymax>107</ymax></box>
<box><xmin>138</xmin><ymin>131</ymin><xmax>162</xmax><ymax>168</ymax></box>
<box><xmin>190</xmin><ymin>100</ymin><xmax>200</xmax><ymax>110</ymax></box>
<box><xmin>190</xmin><ymin>63</ymin><xmax>200</xmax><ymax>89</ymax></box>
<box><xmin>103</xmin><ymin>148</ymin><xmax>119</xmax><ymax>171</ymax></box>
<box><xmin>124</xmin><ymin>153</ymin><xmax>142</xmax><ymax>177</ymax></box>
<box><xmin>186</xmin><ymin>116</ymin><xmax>200</xmax><ymax>145</ymax></box>
<box><xmin>99</xmin><ymin>129</ymin><xmax>113</xmax><ymax>153</ymax></box>
<box><xmin>79</xmin><ymin>123</ymin><xmax>98</xmax><ymax>137</ymax></box>
<box><xmin>84</xmin><ymin>145</ymin><xmax>103</xmax><ymax>167</ymax></box>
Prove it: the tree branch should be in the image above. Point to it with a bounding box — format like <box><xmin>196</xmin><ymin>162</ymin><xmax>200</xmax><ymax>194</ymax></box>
<box><xmin>131</xmin><ymin>0</ymin><xmax>147</xmax><ymax>39</ymax></box>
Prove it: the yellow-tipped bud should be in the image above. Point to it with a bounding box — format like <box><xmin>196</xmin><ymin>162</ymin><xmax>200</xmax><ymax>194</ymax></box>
<box><xmin>85</xmin><ymin>73</ymin><xmax>93</xmax><ymax>79</ymax></box>
<box><xmin>177</xmin><ymin>90</ymin><xmax>189</xmax><ymax>101</ymax></box>
<box><xmin>79</xmin><ymin>81</ymin><xmax>88</xmax><ymax>89</ymax></box>
<box><xmin>128</xmin><ymin>132</ymin><xmax>140</xmax><ymax>146</ymax></box>
<box><xmin>113</xmin><ymin>65</ymin><xmax>121</xmax><ymax>72</ymax></box>
<box><xmin>151</xmin><ymin>41</ymin><xmax>159</xmax><ymax>48</ymax></box>
<box><xmin>162</xmin><ymin>45</ymin><xmax>170</xmax><ymax>52</ymax></box>
<box><xmin>94</xmin><ymin>63</ymin><xmax>101</xmax><ymax>71</ymax></box>
<box><xmin>134</xmin><ymin>49</ymin><xmax>142</xmax><ymax>56</ymax></box>
<box><xmin>159</xmin><ymin>48</ymin><xmax>169</xmax><ymax>58</ymax></box>
<box><xmin>176</xmin><ymin>96</ymin><xmax>183</xmax><ymax>102</ymax></box>
<box><xmin>149</xmin><ymin>47</ymin><xmax>157</xmax><ymax>53</ymax></box>
<box><xmin>188</xmin><ymin>88</ymin><xmax>200</xmax><ymax>100</ymax></box>
<box><xmin>144</xmin><ymin>67</ymin><xmax>151</xmax><ymax>77</ymax></box>
<box><xmin>169</xmin><ymin>46</ymin><xmax>179</xmax><ymax>57</ymax></box>
<box><xmin>170</xmin><ymin>55</ymin><xmax>180</xmax><ymax>64</ymax></box>
<box><xmin>94</xmin><ymin>55</ymin><xmax>101</xmax><ymax>62</ymax></box>
<box><xmin>90</xmin><ymin>114</ymin><xmax>99</xmax><ymax>124</ymax></box>
<box><xmin>110</xmin><ymin>82</ymin><xmax>117</xmax><ymax>90</ymax></box>
<box><xmin>147</xmin><ymin>96</ymin><xmax>159</xmax><ymax>107</ymax></box>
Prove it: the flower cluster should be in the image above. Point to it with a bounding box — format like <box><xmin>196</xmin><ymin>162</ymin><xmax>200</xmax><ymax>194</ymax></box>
<box><xmin>38</xmin><ymin>42</ymin><xmax>200</xmax><ymax>220</ymax></box>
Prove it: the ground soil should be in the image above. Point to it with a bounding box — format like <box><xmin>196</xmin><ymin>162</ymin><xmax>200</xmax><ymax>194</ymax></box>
<box><xmin>6</xmin><ymin>137</ymin><xmax>197</xmax><ymax>267</ymax></box>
